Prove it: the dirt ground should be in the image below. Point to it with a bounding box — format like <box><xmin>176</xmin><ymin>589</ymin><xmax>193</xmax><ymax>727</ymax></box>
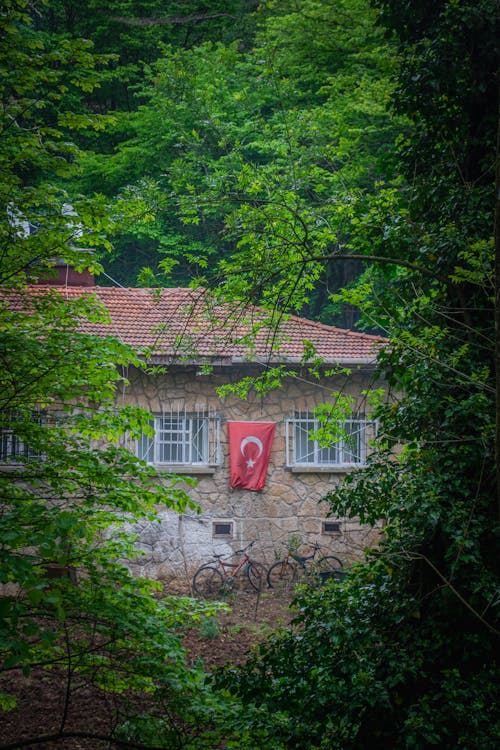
<box><xmin>181</xmin><ymin>587</ymin><xmax>294</xmax><ymax>669</ymax></box>
<box><xmin>0</xmin><ymin>584</ymin><xmax>294</xmax><ymax>749</ymax></box>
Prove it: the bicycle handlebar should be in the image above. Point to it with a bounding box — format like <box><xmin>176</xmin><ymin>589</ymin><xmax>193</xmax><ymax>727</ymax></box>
<box><xmin>282</xmin><ymin>541</ymin><xmax>322</xmax><ymax>551</ymax></box>
<box><xmin>211</xmin><ymin>541</ymin><xmax>256</xmax><ymax>560</ymax></box>
<box><xmin>235</xmin><ymin>541</ymin><xmax>255</xmax><ymax>555</ymax></box>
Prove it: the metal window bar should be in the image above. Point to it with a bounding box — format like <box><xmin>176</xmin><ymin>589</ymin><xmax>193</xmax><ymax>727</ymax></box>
<box><xmin>286</xmin><ymin>411</ymin><xmax>376</xmax><ymax>467</ymax></box>
<box><xmin>0</xmin><ymin>411</ymin><xmax>43</xmax><ymax>461</ymax></box>
<box><xmin>137</xmin><ymin>406</ymin><xmax>220</xmax><ymax>466</ymax></box>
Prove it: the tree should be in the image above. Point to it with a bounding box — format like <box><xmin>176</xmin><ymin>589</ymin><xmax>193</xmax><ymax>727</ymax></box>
<box><xmin>0</xmin><ymin>4</ymin><xmax>238</xmax><ymax>746</ymax></box>
<box><xmin>74</xmin><ymin>0</ymin><xmax>403</xmax><ymax>329</ymax></box>
<box><xmin>35</xmin><ymin>1</ymin><xmax>260</xmax><ymax>119</ymax></box>
<box><xmin>214</xmin><ymin>1</ymin><xmax>500</xmax><ymax>747</ymax></box>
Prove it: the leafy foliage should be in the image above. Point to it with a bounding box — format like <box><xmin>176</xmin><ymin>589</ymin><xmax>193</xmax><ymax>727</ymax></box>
<box><xmin>214</xmin><ymin>0</ymin><xmax>500</xmax><ymax>746</ymax></box>
<box><xmin>3</xmin><ymin>0</ymin><xmax>499</xmax><ymax>747</ymax></box>
<box><xmin>70</xmin><ymin>0</ymin><xmax>403</xmax><ymax>330</ymax></box>
<box><xmin>0</xmin><ymin>4</ymin><xmax>241</xmax><ymax>747</ymax></box>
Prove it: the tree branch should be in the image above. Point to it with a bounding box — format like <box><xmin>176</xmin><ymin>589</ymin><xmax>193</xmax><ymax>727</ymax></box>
<box><xmin>403</xmin><ymin>551</ymin><xmax>500</xmax><ymax>638</ymax></box>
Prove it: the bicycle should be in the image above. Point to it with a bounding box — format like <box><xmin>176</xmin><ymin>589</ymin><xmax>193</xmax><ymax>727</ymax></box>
<box><xmin>267</xmin><ymin>542</ymin><xmax>343</xmax><ymax>592</ymax></box>
<box><xmin>192</xmin><ymin>542</ymin><xmax>267</xmax><ymax>598</ymax></box>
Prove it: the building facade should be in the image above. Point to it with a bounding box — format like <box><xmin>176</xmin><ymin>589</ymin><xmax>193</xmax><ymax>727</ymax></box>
<box><xmin>121</xmin><ymin>362</ymin><xmax>382</xmax><ymax>580</ymax></box>
<box><xmin>3</xmin><ymin>276</ymin><xmax>386</xmax><ymax>580</ymax></box>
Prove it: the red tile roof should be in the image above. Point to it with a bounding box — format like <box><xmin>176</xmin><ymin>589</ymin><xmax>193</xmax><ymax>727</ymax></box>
<box><xmin>18</xmin><ymin>285</ymin><xmax>385</xmax><ymax>365</ymax></box>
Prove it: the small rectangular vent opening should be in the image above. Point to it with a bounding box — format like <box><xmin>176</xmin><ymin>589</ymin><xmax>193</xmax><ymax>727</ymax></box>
<box><xmin>323</xmin><ymin>521</ymin><xmax>341</xmax><ymax>534</ymax></box>
<box><xmin>212</xmin><ymin>521</ymin><xmax>233</xmax><ymax>538</ymax></box>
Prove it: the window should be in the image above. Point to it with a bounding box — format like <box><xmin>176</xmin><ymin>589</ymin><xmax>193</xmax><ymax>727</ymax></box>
<box><xmin>137</xmin><ymin>409</ymin><xmax>220</xmax><ymax>466</ymax></box>
<box><xmin>212</xmin><ymin>521</ymin><xmax>233</xmax><ymax>538</ymax></box>
<box><xmin>286</xmin><ymin>412</ymin><xmax>376</xmax><ymax>469</ymax></box>
<box><xmin>0</xmin><ymin>412</ymin><xmax>44</xmax><ymax>462</ymax></box>
<box><xmin>322</xmin><ymin>521</ymin><xmax>342</xmax><ymax>534</ymax></box>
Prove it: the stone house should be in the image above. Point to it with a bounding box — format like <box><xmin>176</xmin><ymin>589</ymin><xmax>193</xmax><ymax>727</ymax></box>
<box><xmin>5</xmin><ymin>268</ymin><xmax>386</xmax><ymax>578</ymax></box>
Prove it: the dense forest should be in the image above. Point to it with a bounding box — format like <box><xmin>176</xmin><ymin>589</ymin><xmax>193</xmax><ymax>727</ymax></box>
<box><xmin>1</xmin><ymin>0</ymin><xmax>499</xmax><ymax>748</ymax></box>
<box><xmin>32</xmin><ymin>0</ymin><xmax>407</xmax><ymax>328</ymax></box>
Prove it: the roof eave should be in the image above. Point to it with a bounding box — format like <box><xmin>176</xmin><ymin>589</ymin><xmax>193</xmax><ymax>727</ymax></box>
<box><xmin>142</xmin><ymin>354</ymin><xmax>380</xmax><ymax>368</ymax></box>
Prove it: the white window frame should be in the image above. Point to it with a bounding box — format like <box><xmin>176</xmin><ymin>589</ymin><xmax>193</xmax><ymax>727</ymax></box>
<box><xmin>285</xmin><ymin>412</ymin><xmax>376</xmax><ymax>469</ymax></box>
<box><xmin>137</xmin><ymin>409</ymin><xmax>220</xmax><ymax>467</ymax></box>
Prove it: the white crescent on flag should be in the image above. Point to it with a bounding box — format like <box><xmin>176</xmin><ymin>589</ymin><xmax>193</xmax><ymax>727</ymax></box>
<box><xmin>240</xmin><ymin>436</ymin><xmax>263</xmax><ymax>468</ymax></box>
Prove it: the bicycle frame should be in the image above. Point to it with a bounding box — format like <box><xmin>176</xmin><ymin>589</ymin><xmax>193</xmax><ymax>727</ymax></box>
<box><xmin>192</xmin><ymin>541</ymin><xmax>266</xmax><ymax>597</ymax></box>
<box><xmin>288</xmin><ymin>544</ymin><xmax>321</xmax><ymax>569</ymax></box>
<box><xmin>267</xmin><ymin>543</ymin><xmax>343</xmax><ymax>591</ymax></box>
<box><xmin>210</xmin><ymin>541</ymin><xmax>259</xmax><ymax>580</ymax></box>
<box><xmin>216</xmin><ymin>552</ymin><xmax>251</xmax><ymax>579</ymax></box>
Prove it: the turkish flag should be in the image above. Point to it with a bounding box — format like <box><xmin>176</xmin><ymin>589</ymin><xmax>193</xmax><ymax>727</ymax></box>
<box><xmin>228</xmin><ymin>421</ymin><xmax>276</xmax><ymax>491</ymax></box>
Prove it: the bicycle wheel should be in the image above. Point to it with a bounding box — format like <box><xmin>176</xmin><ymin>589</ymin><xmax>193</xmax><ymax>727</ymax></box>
<box><xmin>246</xmin><ymin>561</ymin><xmax>267</xmax><ymax>592</ymax></box>
<box><xmin>312</xmin><ymin>556</ymin><xmax>344</xmax><ymax>586</ymax></box>
<box><xmin>267</xmin><ymin>561</ymin><xmax>297</xmax><ymax>592</ymax></box>
<box><xmin>193</xmin><ymin>565</ymin><xmax>224</xmax><ymax>598</ymax></box>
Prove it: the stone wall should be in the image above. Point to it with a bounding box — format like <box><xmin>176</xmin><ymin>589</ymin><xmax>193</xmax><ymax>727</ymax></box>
<box><xmin>119</xmin><ymin>364</ymin><xmax>382</xmax><ymax>580</ymax></box>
